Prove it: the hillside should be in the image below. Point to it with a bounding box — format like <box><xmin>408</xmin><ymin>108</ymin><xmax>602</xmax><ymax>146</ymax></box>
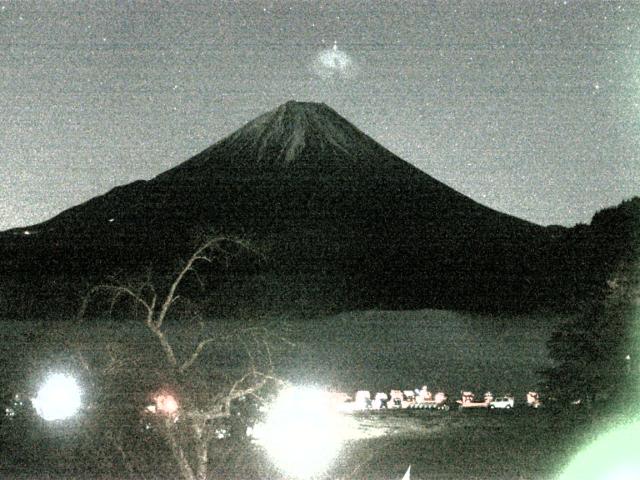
<box><xmin>2</xmin><ymin>101</ymin><xmax>628</xmax><ymax>316</ymax></box>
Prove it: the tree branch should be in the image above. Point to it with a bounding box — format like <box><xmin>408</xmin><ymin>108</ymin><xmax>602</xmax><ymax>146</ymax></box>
<box><xmin>179</xmin><ymin>337</ymin><xmax>217</xmax><ymax>373</ymax></box>
<box><xmin>155</xmin><ymin>236</ymin><xmax>231</xmax><ymax>330</ymax></box>
<box><xmin>147</xmin><ymin>321</ymin><xmax>178</xmax><ymax>368</ymax></box>
<box><xmin>78</xmin><ymin>284</ymin><xmax>154</xmax><ymax>321</ymax></box>
<box><xmin>162</xmin><ymin>419</ymin><xmax>196</xmax><ymax>480</ymax></box>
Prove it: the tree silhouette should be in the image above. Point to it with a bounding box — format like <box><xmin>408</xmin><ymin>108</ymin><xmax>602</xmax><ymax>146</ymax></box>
<box><xmin>542</xmin><ymin>199</ymin><xmax>640</xmax><ymax>405</ymax></box>
<box><xmin>76</xmin><ymin>235</ymin><xmax>285</xmax><ymax>480</ymax></box>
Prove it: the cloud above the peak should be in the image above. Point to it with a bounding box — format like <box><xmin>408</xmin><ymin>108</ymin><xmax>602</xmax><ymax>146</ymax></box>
<box><xmin>311</xmin><ymin>44</ymin><xmax>359</xmax><ymax>80</ymax></box>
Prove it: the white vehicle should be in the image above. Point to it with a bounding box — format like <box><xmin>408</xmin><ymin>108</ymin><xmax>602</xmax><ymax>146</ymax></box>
<box><xmin>489</xmin><ymin>396</ymin><xmax>514</xmax><ymax>409</ymax></box>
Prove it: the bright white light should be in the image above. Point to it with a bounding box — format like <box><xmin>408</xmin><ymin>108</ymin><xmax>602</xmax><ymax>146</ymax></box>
<box><xmin>32</xmin><ymin>373</ymin><xmax>82</xmax><ymax>421</ymax></box>
<box><xmin>254</xmin><ymin>386</ymin><xmax>352</xmax><ymax>479</ymax></box>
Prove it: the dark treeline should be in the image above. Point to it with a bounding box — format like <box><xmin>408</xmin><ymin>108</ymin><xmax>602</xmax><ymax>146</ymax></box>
<box><xmin>540</xmin><ymin>197</ymin><xmax>640</xmax><ymax>405</ymax></box>
<box><xmin>0</xmin><ymin>197</ymin><xmax>638</xmax><ymax>319</ymax></box>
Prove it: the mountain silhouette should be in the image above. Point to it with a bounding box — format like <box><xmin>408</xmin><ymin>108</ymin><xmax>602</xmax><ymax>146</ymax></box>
<box><xmin>1</xmin><ymin>101</ymin><xmax>555</xmax><ymax>314</ymax></box>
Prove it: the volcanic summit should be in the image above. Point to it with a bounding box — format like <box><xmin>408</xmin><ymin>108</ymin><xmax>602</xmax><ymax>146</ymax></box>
<box><xmin>1</xmin><ymin>101</ymin><xmax>553</xmax><ymax>313</ymax></box>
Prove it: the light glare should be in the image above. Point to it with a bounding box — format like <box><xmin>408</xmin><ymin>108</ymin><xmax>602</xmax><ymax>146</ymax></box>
<box><xmin>559</xmin><ymin>419</ymin><xmax>640</xmax><ymax>479</ymax></box>
<box><xmin>254</xmin><ymin>386</ymin><xmax>350</xmax><ymax>479</ymax></box>
<box><xmin>154</xmin><ymin>393</ymin><xmax>179</xmax><ymax>416</ymax></box>
<box><xmin>32</xmin><ymin>373</ymin><xmax>82</xmax><ymax>421</ymax></box>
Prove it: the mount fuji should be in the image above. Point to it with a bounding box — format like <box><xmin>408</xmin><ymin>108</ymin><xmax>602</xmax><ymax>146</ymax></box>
<box><xmin>2</xmin><ymin>101</ymin><xmax>554</xmax><ymax>313</ymax></box>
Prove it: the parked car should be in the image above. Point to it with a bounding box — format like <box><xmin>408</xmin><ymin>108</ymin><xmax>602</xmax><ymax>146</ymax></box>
<box><xmin>489</xmin><ymin>396</ymin><xmax>514</xmax><ymax>409</ymax></box>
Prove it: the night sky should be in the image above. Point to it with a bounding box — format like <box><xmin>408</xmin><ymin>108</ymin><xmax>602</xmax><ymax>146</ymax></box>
<box><xmin>2</xmin><ymin>1</ymin><xmax>639</xmax><ymax>231</ymax></box>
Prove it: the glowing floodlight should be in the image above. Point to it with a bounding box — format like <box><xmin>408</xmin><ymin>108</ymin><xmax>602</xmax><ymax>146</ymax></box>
<box><xmin>32</xmin><ymin>373</ymin><xmax>82</xmax><ymax>421</ymax></box>
<box><xmin>254</xmin><ymin>385</ymin><xmax>349</xmax><ymax>479</ymax></box>
<box><xmin>559</xmin><ymin>420</ymin><xmax>640</xmax><ymax>479</ymax></box>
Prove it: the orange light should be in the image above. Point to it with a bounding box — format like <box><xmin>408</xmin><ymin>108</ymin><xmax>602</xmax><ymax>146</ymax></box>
<box><xmin>154</xmin><ymin>393</ymin><xmax>179</xmax><ymax>416</ymax></box>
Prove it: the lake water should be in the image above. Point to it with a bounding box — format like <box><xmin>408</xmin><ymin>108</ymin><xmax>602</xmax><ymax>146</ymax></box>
<box><xmin>0</xmin><ymin>309</ymin><xmax>564</xmax><ymax>403</ymax></box>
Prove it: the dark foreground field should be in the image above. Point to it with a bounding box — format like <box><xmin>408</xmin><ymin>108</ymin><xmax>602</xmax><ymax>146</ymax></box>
<box><xmin>1</xmin><ymin>406</ymin><xmax>636</xmax><ymax>479</ymax></box>
<box><xmin>329</xmin><ymin>407</ymin><xmax>620</xmax><ymax>480</ymax></box>
<box><xmin>1</xmin><ymin>313</ymin><xmax>634</xmax><ymax>479</ymax></box>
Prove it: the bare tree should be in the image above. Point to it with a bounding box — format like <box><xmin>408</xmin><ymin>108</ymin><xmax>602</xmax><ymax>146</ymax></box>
<box><xmin>76</xmin><ymin>236</ymin><xmax>284</xmax><ymax>480</ymax></box>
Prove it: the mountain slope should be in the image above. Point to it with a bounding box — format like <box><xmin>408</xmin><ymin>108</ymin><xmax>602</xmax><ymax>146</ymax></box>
<box><xmin>1</xmin><ymin>101</ymin><xmax>553</xmax><ymax>314</ymax></box>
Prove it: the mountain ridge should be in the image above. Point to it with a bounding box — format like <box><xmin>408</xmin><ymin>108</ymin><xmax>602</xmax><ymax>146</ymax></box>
<box><xmin>1</xmin><ymin>100</ymin><xmax>565</xmax><ymax>315</ymax></box>
<box><xmin>5</xmin><ymin>101</ymin><xmax>540</xmax><ymax>235</ymax></box>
